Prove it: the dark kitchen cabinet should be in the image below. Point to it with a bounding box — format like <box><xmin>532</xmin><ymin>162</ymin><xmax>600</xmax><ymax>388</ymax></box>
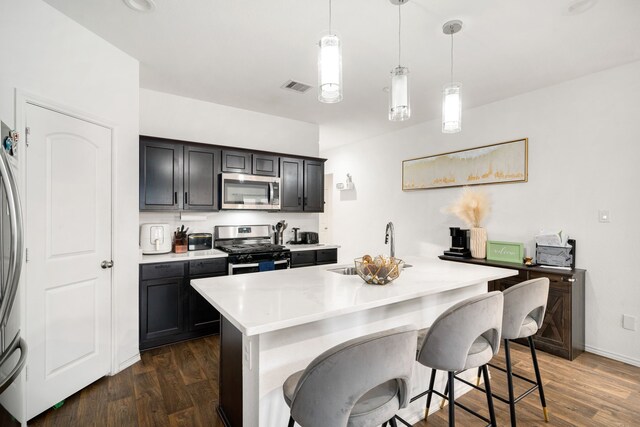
<box><xmin>140</xmin><ymin>137</ymin><xmax>219</xmax><ymax>212</ymax></box>
<box><xmin>184</xmin><ymin>145</ymin><xmax>219</xmax><ymax>211</ymax></box>
<box><xmin>290</xmin><ymin>248</ymin><xmax>338</xmax><ymax>268</ymax></box>
<box><xmin>280</xmin><ymin>157</ymin><xmax>325</xmax><ymax>213</ymax></box>
<box><xmin>139</xmin><ymin>258</ymin><xmax>227</xmax><ymax>350</ymax></box>
<box><xmin>439</xmin><ymin>255</ymin><xmax>585</xmax><ymax>360</ymax></box>
<box><xmin>280</xmin><ymin>157</ymin><xmax>304</xmax><ymax>211</ymax></box>
<box><xmin>222</xmin><ymin>149</ymin><xmax>252</xmax><ymax>174</ymax></box>
<box><xmin>252</xmin><ymin>154</ymin><xmax>279</xmax><ymax>177</ymax></box>
<box><xmin>139</xmin><ymin>138</ymin><xmax>183</xmax><ymax>210</ymax></box>
<box><xmin>304</xmin><ymin>160</ymin><xmax>324</xmax><ymax>212</ymax></box>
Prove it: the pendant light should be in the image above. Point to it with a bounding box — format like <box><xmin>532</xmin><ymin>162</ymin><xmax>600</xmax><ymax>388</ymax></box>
<box><xmin>442</xmin><ymin>20</ymin><xmax>463</xmax><ymax>133</ymax></box>
<box><xmin>318</xmin><ymin>0</ymin><xmax>343</xmax><ymax>103</ymax></box>
<box><xmin>389</xmin><ymin>0</ymin><xmax>410</xmax><ymax>121</ymax></box>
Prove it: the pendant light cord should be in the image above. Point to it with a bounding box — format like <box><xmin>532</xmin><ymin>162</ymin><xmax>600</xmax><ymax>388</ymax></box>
<box><xmin>398</xmin><ymin>3</ymin><xmax>402</xmax><ymax>67</ymax></box>
<box><xmin>329</xmin><ymin>0</ymin><xmax>332</xmax><ymax>35</ymax></box>
<box><xmin>450</xmin><ymin>29</ymin><xmax>454</xmax><ymax>83</ymax></box>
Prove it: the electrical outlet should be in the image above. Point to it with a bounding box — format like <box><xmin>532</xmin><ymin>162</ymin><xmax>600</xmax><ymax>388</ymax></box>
<box><xmin>598</xmin><ymin>210</ymin><xmax>611</xmax><ymax>223</ymax></box>
<box><xmin>622</xmin><ymin>314</ymin><xmax>636</xmax><ymax>331</ymax></box>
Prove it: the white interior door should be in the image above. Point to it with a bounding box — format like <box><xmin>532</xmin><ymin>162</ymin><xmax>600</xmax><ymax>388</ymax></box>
<box><xmin>25</xmin><ymin>103</ymin><xmax>112</xmax><ymax>420</ymax></box>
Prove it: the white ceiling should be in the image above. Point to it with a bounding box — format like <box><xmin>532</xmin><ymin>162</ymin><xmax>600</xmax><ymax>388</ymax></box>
<box><xmin>43</xmin><ymin>0</ymin><xmax>640</xmax><ymax>150</ymax></box>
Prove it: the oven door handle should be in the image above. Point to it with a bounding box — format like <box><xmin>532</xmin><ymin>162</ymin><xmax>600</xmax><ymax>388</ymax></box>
<box><xmin>229</xmin><ymin>259</ymin><xmax>289</xmax><ymax>270</ymax></box>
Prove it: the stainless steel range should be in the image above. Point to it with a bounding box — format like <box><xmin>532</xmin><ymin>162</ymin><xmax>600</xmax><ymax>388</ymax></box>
<box><xmin>214</xmin><ymin>225</ymin><xmax>290</xmax><ymax>275</ymax></box>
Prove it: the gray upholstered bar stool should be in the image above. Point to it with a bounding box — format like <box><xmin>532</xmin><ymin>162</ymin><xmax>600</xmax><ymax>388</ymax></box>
<box><xmin>397</xmin><ymin>291</ymin><xmax>504</xmax><ymax>427</ymax></box>
<box><xmin>282</xmin><ymin>326</ymin><xmax>417</xmax><ymax>427</ymax></box>
<box><xmin>474</xmin><ymin>277</ymin><xmax>550</xmax><ymax>426</ymax></box>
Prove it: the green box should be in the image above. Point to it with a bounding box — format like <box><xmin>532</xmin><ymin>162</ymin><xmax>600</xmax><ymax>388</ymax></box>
<box><xmin>486</xmin><ymin>241</ymin><xmax>524</xmax><ymax>263</ymax></box>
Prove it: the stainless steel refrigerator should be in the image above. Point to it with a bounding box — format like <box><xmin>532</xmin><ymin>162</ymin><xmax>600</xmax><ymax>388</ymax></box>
<box><xmin>0</xmin><ymin>120</ymin><xmax>26</xmax><ymax>394</ymax></box>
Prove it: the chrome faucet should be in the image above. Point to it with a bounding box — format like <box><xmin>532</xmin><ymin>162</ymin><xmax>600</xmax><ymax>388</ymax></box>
<box><xmin>385</xmin><ymin>222</ymin><xmax>395</xmax><ymax>258</ymax></box>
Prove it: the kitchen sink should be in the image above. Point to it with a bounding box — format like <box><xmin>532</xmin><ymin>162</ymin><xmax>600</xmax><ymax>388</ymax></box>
<box><xmin>327</xmin><ymin>264</ymin><xmax>413</xmax><ymax>275</ymax></box>
<box><xmin>327</xmin><ymin>266</ymin><xmax>358</xmax><ymax>275</ymax></box>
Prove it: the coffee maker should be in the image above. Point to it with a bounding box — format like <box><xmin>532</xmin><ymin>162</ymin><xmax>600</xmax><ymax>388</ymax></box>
<box><xmin>443</xmin><ymin>227</ymin><xmax>471</xmax><ymax>258</ymax></box>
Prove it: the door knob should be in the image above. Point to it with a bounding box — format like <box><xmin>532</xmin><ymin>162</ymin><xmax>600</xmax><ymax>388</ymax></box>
<box><xmin>101</xmin><ymin>260</ymin><xmax>114</xmax><ymax>269</ymax></box>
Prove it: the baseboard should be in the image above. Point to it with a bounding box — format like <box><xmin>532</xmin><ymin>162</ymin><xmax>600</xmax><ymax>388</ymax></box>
<box><xmin>114</xmin><ymin>353</ymin><xmax>141</xmax><ymax>374</ymax></box>
<box><xmin>585</xmin><ymin>345</ymin><xmax>640</xmax><ymax>367</ymax></box>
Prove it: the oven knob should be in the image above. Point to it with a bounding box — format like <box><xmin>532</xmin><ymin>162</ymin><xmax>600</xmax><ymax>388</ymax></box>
<box><xmin>239</xmin><ymin>255</ymin><xmax>247</xmax><ymax>263</ymax></box>
<box><xmin>246</xmin><ymin>255</ymin><xmax>253</xmax><ymax>262</ymax></box>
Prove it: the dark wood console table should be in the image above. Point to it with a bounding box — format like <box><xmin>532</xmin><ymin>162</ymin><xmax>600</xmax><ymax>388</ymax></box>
<box><xmin>439</xmin><ymin>255</ymin><xmax>585</xmax><ymax>360</ymax></box>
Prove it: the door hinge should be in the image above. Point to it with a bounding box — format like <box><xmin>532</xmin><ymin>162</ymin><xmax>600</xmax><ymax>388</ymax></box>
<box><xmin>25</xmin><ymin>127</ymin><xmax>30</xmax><ymax>147</ymax></box>
<box><xmin>25</xmin><ymin>248</ymin><xmax>29</xmax><ymax>263</ymax></box>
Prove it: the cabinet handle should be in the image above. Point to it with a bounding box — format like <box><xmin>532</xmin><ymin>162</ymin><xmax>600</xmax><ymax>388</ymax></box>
<box><xmin>174</xmin><ymin>192</ymin><xmax>178</xmax><ymax>204</ymax></box>
<box><xmin>562</xmin><ymin>277</ymin><xmax>576</xmax><ymax>282</ymax></box>
<box><xmin>184</xmin><ymin>192</ymin><xmax>188</xmax><ymax>205</ymax></box>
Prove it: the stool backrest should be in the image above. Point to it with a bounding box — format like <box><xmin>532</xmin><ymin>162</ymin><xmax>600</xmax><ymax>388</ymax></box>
<box><xmin>290</xmin><ymin>326</ymin><xmax>417</xmax><ymax>427</ymax></box>
<box><xmin>501</xmin><ymin>277</ymin><xmax>549</xmax><ymax>340</ymax></box>
<box><xmin>417</xmin><ymin>291</ymin><xmax>503</xmax><ymax>372</ymax></box>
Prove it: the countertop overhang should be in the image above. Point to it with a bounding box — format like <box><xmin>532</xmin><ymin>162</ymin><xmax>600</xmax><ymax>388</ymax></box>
<box><xmin>191</xmin><ymin>256</ymin><xmax>517</xmax><ymax>336</ymax></box>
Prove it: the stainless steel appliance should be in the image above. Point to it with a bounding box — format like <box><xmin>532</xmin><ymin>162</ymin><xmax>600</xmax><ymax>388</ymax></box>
<box><xmin>0</xmin><ymin>120</ymin><xmax>27</xmax><ymax>393</ymax></box>
<box><xmin>188</xmin><ymin>233</ymin><xmax>213</xmax><ymax>251</ymax></box>
<box><xmin>214</xmin><ymin>225</ymin><xmax>290</xmax><ymax>275</ymax></box>
<box><xmin>140</xmin><ymin>223</ymin><xmax>172</xmax><ymax>254</ymax></box>
<box><xmin>220</xmin><ymin>173</ymin><xmax>280</xmax><ymax>210</ymax></box>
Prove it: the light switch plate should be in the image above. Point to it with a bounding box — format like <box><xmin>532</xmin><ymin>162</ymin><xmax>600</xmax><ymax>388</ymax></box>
<box><xmin>598</xmin><ymin>210</ymin><xmax>610</xmax><ymax>223</ymax></box>
<box><xmin>623</xmin><ymin>314</ymin><xmax>636</xmax><ymax>331</ymax></box>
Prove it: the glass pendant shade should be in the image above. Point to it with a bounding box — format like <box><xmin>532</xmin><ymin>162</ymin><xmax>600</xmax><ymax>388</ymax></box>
<box><xmin>389</xmin><ymin>66</ymin><xmax>410</xmax><ymax>121</ymax></box>
<box><xmin>318</xmin><ymin>34</ymin><xmax>343</xmax><ymax>103</ymax></box>
<box><xmin>442</xmin><ymin>82</ymin><xmax>462</xmax><ymax>133</ymax></box>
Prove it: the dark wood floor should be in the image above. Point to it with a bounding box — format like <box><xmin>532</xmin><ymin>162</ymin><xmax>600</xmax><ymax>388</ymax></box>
<box><xmin>1</xmin><ymin>335</ymin><xmax>638</xmax><ymax>426</ymax></box>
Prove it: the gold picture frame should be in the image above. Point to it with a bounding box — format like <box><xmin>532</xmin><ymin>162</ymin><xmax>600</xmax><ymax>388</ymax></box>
<box><xmin>402</xmin><ymin>138</ymin><xmax>528</xmax><ymax>190</ymax></box>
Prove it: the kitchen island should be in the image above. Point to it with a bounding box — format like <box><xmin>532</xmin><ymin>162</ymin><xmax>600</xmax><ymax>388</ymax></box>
<box><xmin>191</xmin><ymin>256</ymin><xmax>517</xmax><ymax>427</ymax></box>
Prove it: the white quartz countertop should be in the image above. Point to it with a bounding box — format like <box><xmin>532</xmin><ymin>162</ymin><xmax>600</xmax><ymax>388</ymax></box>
<box><xmin>191</xmin><ymin>256</ymin><xmax>517</xmax><ymax>336</ymax></box>
<box><xmin>284</xmin><ymin>243</ymin><xmax>340</xmax><ymax>251</ymax></box>
<box><xmin>139</xmin><ymin>249</ymin><xmax>228</xmax><ymax>264</ymax></box>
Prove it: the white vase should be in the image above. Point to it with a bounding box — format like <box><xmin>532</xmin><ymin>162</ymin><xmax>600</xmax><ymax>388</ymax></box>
<box><xmin>470</xmin><ymin>227</ymin><xmax>487</xmax><ymax>259</ymax></box>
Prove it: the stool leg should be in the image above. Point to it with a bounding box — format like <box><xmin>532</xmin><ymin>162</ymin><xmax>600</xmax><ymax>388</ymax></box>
<box><xmin>504</xmin><ymin>339</ymin><xmax>517</xmax><ymax>427</ymax></box>
<box><xmin>482</xmin><ymin>364</ymin><xmax>497</xmax><ymax>427</ymax></box>
<box><xmin>288</xmin><ymin>415</ymin><xmax>295</xmax><ymax>427</ymax></box>
<box><xmin>389</xmin><ymin>418</ymin><xmax>398</xmax><ymax>427</ymax></box>
<box><xmin>439</xmin><ymin>377</ymin><xmax>449</xmax><ymax>409</ymax></box>
<box><xmin>528</xmin><ymin>336</ymin><xmax>549</xmax><ymax>422</ymax></box>
<box><xmin>425</xmin><ymin>368</ymin><xmax>437</xmax><ymax>420</ymax></box>
<box><xmin>447</xmin><ymin>371</ymin><xmax>455</xmax><ymax>426</ymax></box>
<box><xmin>476</xmin><ymin>366</ymin><xmax>482</xmax><ymax>386</ymax></box>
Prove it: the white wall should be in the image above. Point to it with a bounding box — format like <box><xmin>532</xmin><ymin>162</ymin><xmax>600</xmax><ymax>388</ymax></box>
<box><xmin>322</xmin><ymin>60</ymin><xmax>640</xmax><ymax>366</ymax></box>
<box><xmin>0</xmin><ymin>0</ymin><xmax>139</xmax><ymax>420</ymax></box>
<box><xmin>139</xmin><ymin>89</ymin><xmax>321</xmax><ymax>239</ymax></box>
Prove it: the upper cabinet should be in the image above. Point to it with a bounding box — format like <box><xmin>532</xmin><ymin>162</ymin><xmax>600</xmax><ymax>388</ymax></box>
<box><xmin>252</xmin><ymin>154</ymin><xmax>279</xmax><ymax>177</ymax></box>
<box><xmin>140</xmin><ymin>136</ymin><xmax>324</xmax><ymax>212</ymax></box>
<box><xmin>140</xmin><ymin>137</ymin><xmax>219</xmax><ymax>211</ymax></box>
<box><xmin>184</xmin><ymin>145</ymin><xmax>219</xmax><ymax>211</ymax></box>
<box><xmin>139</xmin><ymin>138</ymin><xmax>183</xmax><ymax>210</ymax></box>
<box><xmin>280</xmin><ymin>157</ymin><xmax>325</xmax><ymax>213</ymax></box>
<box><xmin>221</xmin><ymin>150</ymin><xmax>251</xmax><ymax>174</ymax></box>
<box><xmin>280</xmin><ymin>157</ymin><xmax>304</xmax><ymax>211</ymax></box>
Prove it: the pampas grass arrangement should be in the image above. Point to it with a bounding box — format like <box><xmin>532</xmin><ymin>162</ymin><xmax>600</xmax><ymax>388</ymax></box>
<box><xmin>449</xmin><ymin>187</ymin><xmax>490</xmax><ymax>228</ymax></box>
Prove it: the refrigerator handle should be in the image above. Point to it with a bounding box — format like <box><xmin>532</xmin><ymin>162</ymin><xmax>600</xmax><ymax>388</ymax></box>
<box><xmin>0</xmin><ymin>147</ymin><xmax>23</xmax><ymax>328</ymax></box>
<box><xmin>0</xmin><ymin>331</ymin><xmax>27</xmax><ymax>394</ymax></box>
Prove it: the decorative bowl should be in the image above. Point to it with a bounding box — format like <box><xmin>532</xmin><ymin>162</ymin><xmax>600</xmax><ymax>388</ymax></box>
<box><xmin>354</xmin><ymin>255</ymin><xmax>405</xmax><ymax>285</ymax></box>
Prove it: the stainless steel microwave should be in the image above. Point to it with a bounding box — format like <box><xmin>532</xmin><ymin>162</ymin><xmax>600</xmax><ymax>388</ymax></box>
<box><xmin>220</xmin><ymin>173</ymin><xmax>281</xmax><ymax>210</ymax></box>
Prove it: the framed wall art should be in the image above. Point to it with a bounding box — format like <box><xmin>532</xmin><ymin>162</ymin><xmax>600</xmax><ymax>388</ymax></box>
<box><xmin>402</xmin><ymin>138</ymin><xmax>528</xmax><ymax>190</ymax></box>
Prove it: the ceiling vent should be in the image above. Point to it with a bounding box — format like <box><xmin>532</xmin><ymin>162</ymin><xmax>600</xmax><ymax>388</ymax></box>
<box><xmin>281</xmin><ymin>80</ymin><xmax>313</xmax><ymax>94</ymax></box>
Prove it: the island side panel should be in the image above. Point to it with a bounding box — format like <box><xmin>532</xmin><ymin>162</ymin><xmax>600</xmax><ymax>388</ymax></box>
<box><xmin>257</xmin><ymin>282</ymin><xmax>487</xmax><ymax>426</ymax></box>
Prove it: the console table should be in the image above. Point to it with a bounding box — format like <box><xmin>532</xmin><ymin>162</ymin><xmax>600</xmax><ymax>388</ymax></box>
<box><xmin>439</xmin><ymin>256</ymin><xmax>585</xmax><ymax>360</ymax></box>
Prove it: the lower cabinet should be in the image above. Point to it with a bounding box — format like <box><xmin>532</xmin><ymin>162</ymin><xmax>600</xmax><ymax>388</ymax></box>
<box><xmin>139</xmin><ymin>258</ymin><xmax>227</xmax><ymax>350</ymax></box>
<box><xmin>290</xmin><ymin>248</ymin><xmax>338</xmax><ymax>268</ymax></box>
